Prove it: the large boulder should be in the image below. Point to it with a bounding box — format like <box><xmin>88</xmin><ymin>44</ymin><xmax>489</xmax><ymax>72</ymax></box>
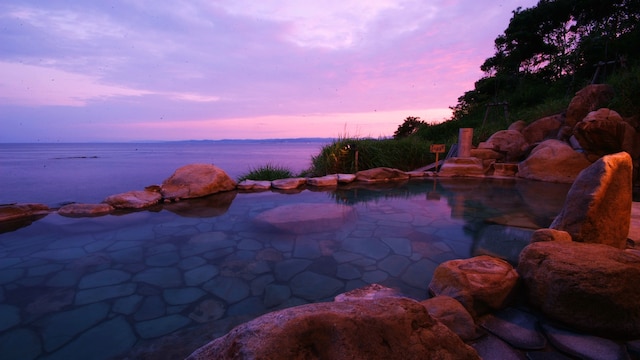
<box><xmin>161</xmin><ymin>164</ymin><xmax>236</xmax><ymax>201</ymax></box>
<box><xmin>521</xmin><ymin>114</ymin><xmax>564</xmax><ymax>145</ymax></box>
<box><xmin>573</xmin><ymin>108</ymin><xmax>636</xmax><ymax>158</ymax></box>
<box><xmin>517</xmin><ymin>140</ymin><xmax>591</xmax><ymax>183</ymax></box>
<box><xmin>355</xmin><ymin>167</ymin><xmax>409</xmax><ymax>183</ymax></box>
<box><xmin>517</xmin><ymin>241</ymin><xmax>640</xmax><ymax>339</ymax></box>
<box><xmin>186</xmin><ymin>297</ymin><xmax>480</xmax><ymax>360</ymax></box>
<box><xmin>104</xmin><ymin>190</ymin><xmax>161</xmax><ymax>209</ymax></box>
<box><xmin>428</xmin><ymin>255</ymin><xmax>519</xmax><ymax>318</ymax></box>
<box><xmin>565</xmin><ymin>84</ymin><xmax>615</xmax><ymax>127</ymax></box>
<box><xmin>478</xmin><ymin>130</ymin><xmax>528</xmax><ymax>161</ymax></box>
<box><xmin>550</xmin><ymin>152</ymin><xmax>632</xmax><ymax>248</ymax></box>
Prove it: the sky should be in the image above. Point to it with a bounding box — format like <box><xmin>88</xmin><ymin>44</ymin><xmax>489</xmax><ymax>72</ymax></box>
<box><xmin>0</xmin><ymin>0</ymin><xmax>539</xmax><ymax>142</ymax></box>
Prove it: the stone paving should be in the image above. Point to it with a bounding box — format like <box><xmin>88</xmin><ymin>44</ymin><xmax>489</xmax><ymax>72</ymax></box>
<box><xmin>1</xmin><ymin>178</ymin><xmax>633</xmax><ymax>359</ymax></box>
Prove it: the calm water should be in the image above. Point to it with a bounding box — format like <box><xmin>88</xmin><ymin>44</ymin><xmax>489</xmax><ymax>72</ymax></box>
<box><xmin>0</xmin><ymin>142</ymin><xmax>572</xmax><ymax>359</ymax></box>
<box><xmin>0</xmin><ymin>140</ymin><xmax>327</xmax><ymax>206</ymax></box>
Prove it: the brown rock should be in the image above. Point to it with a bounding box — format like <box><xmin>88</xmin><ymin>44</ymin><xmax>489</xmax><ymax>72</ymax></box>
<box><xmin>478</xmin><ymin>130</ymin><xmax>528</xmax><ymax>161</ymax></box>
<box><xmin>565</xmin><ymin>84</ymin><xmax>615</xmax><ymax>127</ymax></box>
<box><xmin>355</xmin><ymin>167</ymin><xmax>410</xmax><ymax>182</ymax></box>
<box><xmin>421</xmin><ymin>296</ymin><xmax>479</xmax><ymax>341</ymax></box>
<box><xmin>271</xmin><ymin>177</ymin><xmax>307</xmax><ymax>190</ymax></box>
<box><xmin>334</xmin><ymin>283</ymin><xmax>401</xmax><ymax>302</ymax></box>
<box><xmin>428</xmin><ymin>255</ymin><xmax>519</xmax><ymax>318</ymax></box>
<box><xmin>236</xmin><ymin>180</ymin><xmax>271</xmax><ymax>191</ymax></box>
<box><xmin>517</xmin><ymin>241</ymin><xmax>640</xmax><ymax>338</ymax></box>
<box><xmin>550</xmin><ymin>152</ymin><xmax>632</xmax><ymax>248</ymax></box>
<box><xmin>470</xmin><ymin>148</ymin><xmax>504</xmax><ymax>161</ymax></box>
<box><xmin>491</xmin><ymin>163</ymin><xmax>518</xmax><ymax>177</ymax></box>
<box><xmin>57</xmin><ymin>203</ymin><xmax>114</xmax><ymax>217</ymax></box>
<box><xmin>438</xmin><ymin>157</ymin><xmax>485</xmax><ymax>177</ymax></box>
<box><xmin>254</xmin><ymin>203</ymin><xmax>356</xmax><ymax>234</ymax></box>
<box><xmin>507</xmin><ymin>120</ymin><xmax>527</xmax><ymax>132</ymax></box>
<box><xmin>337</xmin><ymin>173</ymin><xmax>356</xmax><ymax>183</ymax></box>
<box><xmin>306</xmin><ymin>174</ymin><xmax>338</xmax><ymax>187</ymax></box>
<box><xmin>161</xmin><ymin>164</ymin><xmax>236</xmax><ymax>201</ymax></box>
<box><xmin>522</xmin><ymin>114</ymin><xmax>564</xmax><ymax>145</ymax></box>
<box><xmin>530</xmin><ymin>228</ymin><xmax>572</xmax><ymax>243</ymax></box>
<box><xmin>186</xmin><ymin>297</ymin><xmax>480</xmax><ymax>360</ymax></box>
<box><xmin>517</xmin><ymin>140</ymin><xmax>591</xmax><ymax>183</ymax></box>
<box><xmin>104</xmin><ymin>190</ymin><xmax>161</xmax><ymax>209</ymax></box>
<box><xmin>573</xmin><ymin>108</ymin><xmax>636</xmax><ymax>157</ymax></box>
<box><xmin>0</xmin><ymin>203</ymin><xmax>49</xmax><ymax>222</ymax></box>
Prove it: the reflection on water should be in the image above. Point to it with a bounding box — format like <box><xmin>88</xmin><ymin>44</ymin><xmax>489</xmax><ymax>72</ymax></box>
<box><xmin>0</xmin><ymin>178</ymin><xmax>570</xmax><ymax>359</ymax></box>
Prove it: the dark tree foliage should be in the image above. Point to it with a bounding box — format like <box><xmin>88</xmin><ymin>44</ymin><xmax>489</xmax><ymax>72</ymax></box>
<box><xmin>393</xmin><ymin>116</ymin><xmax>426</xmax><ymax>139</ymax></box>
<box><xmin>451</xmin><ymin>0</ymin><xmax>640</xmax><ymax>121</ymax></box>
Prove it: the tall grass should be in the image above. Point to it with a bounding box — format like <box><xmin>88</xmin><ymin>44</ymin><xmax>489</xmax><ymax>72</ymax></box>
<box><xmin>308</xmin><ymin>136</ymin><xmax>436</xmax><ymax>176</ymax></box>
<box><xmin>237</xmin><ymin>163</ymin><xmax>294</xmax><ymax>181</ymax></box>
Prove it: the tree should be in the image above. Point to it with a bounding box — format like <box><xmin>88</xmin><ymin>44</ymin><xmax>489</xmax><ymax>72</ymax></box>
<box><xmin>393</xmin><ymin>117</ymin><xmax>425</xmax><ymax>139</ymax></box>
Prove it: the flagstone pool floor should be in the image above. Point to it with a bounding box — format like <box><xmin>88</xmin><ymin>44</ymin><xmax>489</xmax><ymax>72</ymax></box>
<box><xmin>2</xmin><ymin>178</ymin><xmax>636</xmax><ymax>359</ymax></box>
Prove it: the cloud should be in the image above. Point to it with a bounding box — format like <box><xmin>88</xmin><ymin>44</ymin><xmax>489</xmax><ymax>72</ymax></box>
<box><xmin>0</xmin><ymin>0</ymin><xmax>540</xmax><ymax>142</ymax></box>
<box><xmin>0</xmin><ymin>61</ymin><xmax>152</xmax><ymax>106</ymax></box>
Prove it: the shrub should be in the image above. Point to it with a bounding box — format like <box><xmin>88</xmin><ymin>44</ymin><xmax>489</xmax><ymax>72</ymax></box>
<box><xmin>237</xmin><ymin>163</ymin><xmax>294</xmax><ymax>181</ymax></box>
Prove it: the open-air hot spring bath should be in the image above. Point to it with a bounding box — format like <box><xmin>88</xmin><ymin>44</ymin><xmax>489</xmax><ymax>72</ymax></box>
<box><xmin>0</xmin><ymin>177</ymin><xmax>571</xmax><ymax>359</ymax></box>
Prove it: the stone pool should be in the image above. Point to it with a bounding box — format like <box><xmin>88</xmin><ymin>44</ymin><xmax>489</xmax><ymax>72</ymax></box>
<box><xmin>0</xmin><ymin>177</ymin><xmax>570</xmax><ymax>359</ymax></box>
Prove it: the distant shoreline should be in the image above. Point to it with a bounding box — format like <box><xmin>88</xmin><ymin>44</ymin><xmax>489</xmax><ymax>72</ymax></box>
<box><xmin>0</xmin><ymin>138</ymin><xmax>337</xmax><ymax>145</ymax></box>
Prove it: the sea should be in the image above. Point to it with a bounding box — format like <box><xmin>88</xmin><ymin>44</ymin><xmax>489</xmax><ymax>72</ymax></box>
<box><xmin>0</xmin><ymin>139</ymin><xmax>331</xmax><ymax>206</ymax></box>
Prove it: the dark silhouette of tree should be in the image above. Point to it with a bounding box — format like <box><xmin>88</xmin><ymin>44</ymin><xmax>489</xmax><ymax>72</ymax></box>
<box><xmin>394</xmin><ymin>117</ymin><xmax>425</xmax><ymax>139</ymax></box>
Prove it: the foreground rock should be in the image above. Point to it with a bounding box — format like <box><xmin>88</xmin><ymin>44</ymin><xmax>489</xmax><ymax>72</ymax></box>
<box><xmin>186</xmin><ymin>297</ymin><xmax>480</xmax><ymax>360</ymax></box>
<box><xmin>428</xmin><ymin>255</ymin><xmax>519</xmax><ymax>318</ymax></box>
<box><xmin>161</xmin><ymin>164</ymin><xmax>236</xmax><ymax>201</ymax></box>
<box><xmin>550</xmin><ymin>152</ymin><xmax>632</xmax><ymax>248</ymax></box>
<box><xmin>104</xmin><ymin>190</ymin><xmax>162</xmax><ymax>209</ymax></box>
<box><xmin>518</xmin><ymin>241</ymin><xmax>640</xmax><ymax>339</ymax></box>
<box><xmin>57</xmin><ymin>203</ymin><xmax>114</xmax><ymax>217</ymax></box>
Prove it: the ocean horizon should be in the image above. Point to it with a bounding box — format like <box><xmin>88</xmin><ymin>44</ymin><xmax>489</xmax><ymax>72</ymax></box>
<box><xmin>1</xmin><ymin>139</ymin><xmax>333</xmax><ymax>206</ymax></box>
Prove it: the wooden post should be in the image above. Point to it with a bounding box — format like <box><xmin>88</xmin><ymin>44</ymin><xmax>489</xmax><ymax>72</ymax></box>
<box><xmin>430</xmin><ymin>144</ymin><xmax>446</xmax><ymax>172</ymax></box>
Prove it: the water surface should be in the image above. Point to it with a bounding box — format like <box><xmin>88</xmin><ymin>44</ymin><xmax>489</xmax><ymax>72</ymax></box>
<box><xmin>0</xmin><ymin>177</ymin><xmax>571</xmax><ymax>359</ymax></box>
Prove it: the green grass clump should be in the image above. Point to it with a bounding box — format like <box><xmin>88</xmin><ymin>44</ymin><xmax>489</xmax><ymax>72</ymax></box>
<box><xmin>237</xmin><ymin>163</ymin><xmax>295</xmax><ymax>181</ymax></box>
<box><xmin>308</xmin><ymin>136</ymin><xmax>436</xmax><ymax>176</ymax></box>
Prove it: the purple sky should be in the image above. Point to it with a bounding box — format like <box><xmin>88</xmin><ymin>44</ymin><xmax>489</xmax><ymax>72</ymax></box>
<box><xmin>0</xmin><ymin>0</ymin><xmax>539</xmax><ymax>142</ymax></box>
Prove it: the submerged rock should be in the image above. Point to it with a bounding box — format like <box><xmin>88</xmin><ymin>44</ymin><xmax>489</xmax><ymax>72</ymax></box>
<box><xmin>254</xmin><ymin>203</ymin><xmax>356</xmax><ymax>234</ymax></box>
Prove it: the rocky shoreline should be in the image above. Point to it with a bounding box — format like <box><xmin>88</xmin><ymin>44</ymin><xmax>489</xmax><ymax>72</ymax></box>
<box><xmin>2</xmin><ymin>83</ymin><xmax>640</xmax><ymax>358</ymax></box>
